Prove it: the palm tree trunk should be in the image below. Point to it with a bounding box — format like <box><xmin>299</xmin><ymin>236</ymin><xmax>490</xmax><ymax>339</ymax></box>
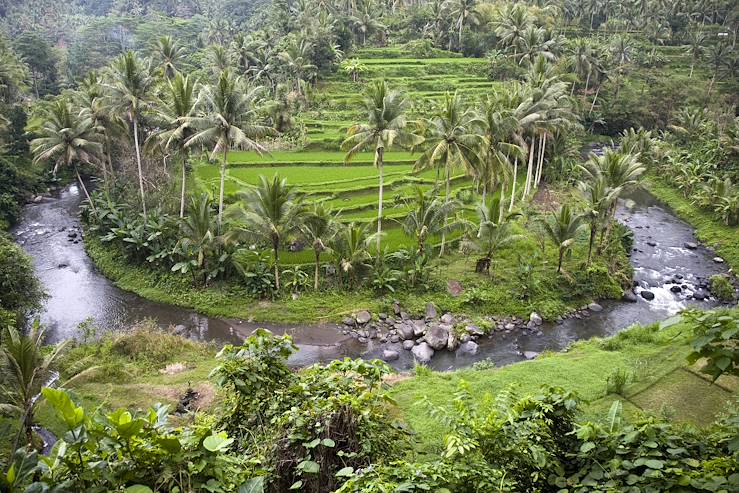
<box><xmin>524</xmin><ymin>136</ymin><xmax>535</xmax><ymax>197</ymax></box>
<box><xmin>587</xmin><ymin>221</ymin><xmax>596</xmax><ymax>266</ymax></box>
<box><xmin>535</xmin><ymin>133</ymin><xmax>547</xmax><ymax>187</ymax></box>
<box><xmin>376</xmin><ymin>146</ymin><xmax>384</xmax><ymax>253</ymax></box>
<box><xmin>218</xmin><ymin>149</ymin><xmax>227</xmax><ymax>228</ymax></box>
<box><xmin>314</xmin><ymin>250</ymin><xmax>321</xmax><ymax>290</ymax></box>
<box><xmin>557</xmin><ymin>248</ymin><xmax>564</xmax><ymax>273</ymax></box>
<box><xmin>509</xmin><ymin>158</ymin><xmax>518</xmax><ymax>212</ymax></box>
<box><xmin>104</xmin><ymin>130</ymin><xmax>115</xmax><ymax>187</ymax></box>
<box><xmin>589</xmin><ymin>85</ymin><xmax>600</xmax><ymax>115</ymax></box>
<box><xmin>75</xmin><ymin>165</ymin><xmax>96</xmax><ymax>213</ymax></box>
<box><xmin>689</xmin><ymin>62</ymin><xmax>694</xmax><ymax>78</ymax></box>
<box><xmin>133</xmin><ymin>117</ymin><xmax>147</xmax><ymax>216</ymax></box>
<box><xmin>180</xmin><ymin>154</ymin><xmax>187</xmax><ymax>218</ymax></box>
<box><xmin>440</xmin><ymin>164</ymin><xmax>451</xmax><ymax>257</ymax></box>
<box><xmin>584</xmin><ymin>70</ymin><xmax>591</xmax><ymax>94</ymax></box>
<box><xmin>274</xmin><ymin>243</ymin><xmax>281</xmax><ymax>290</ymax></box>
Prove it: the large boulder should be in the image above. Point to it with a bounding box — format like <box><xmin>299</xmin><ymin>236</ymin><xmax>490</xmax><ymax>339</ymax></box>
<box><xmin>412</xmin><ymin>320</ymin><xmax>426</xmax><ymax>337</ymax></box>
<box><xmin>355</xmin><ymin>310</ymin><xmax>372</xmax><ymax>325</ymax></box>
<box><xmin>640</xmin><ymin>290</ymin><xmax>655</xmax><ymax>301</ymax></box>
<box><xmin>529</xmin><ymin>312</ymin><xmax>543</xmax><ymax>326</ymax></box>
<box><xmin>382</xmin><ymin>349</ymin><xmax>400</xmax><ymax>362</ymax></box>
<box><xmin>447</xmin><ymin>330</ymin><xmax>460</xmax><ymax>351</ymax></box>
<box><xmin>466</xmin><ymin>324</ymin><xmax>485</xmax><ymax>336</ymax></box>
<box><xmin>684</xmin><ymin>242</ymin><xmax>698</xmax><ymax>250</ymax></box>
<box><xmin>425</xmin><ymin>302</ymin><xmax>438</xmax><ymax>320</ymax></box>
<box><xmin>440</xmin><ymin>313</ymin><xmax>454</xmax><ymax>324</ymax></box>
<box><xmin>523</xmin><ymin>351</ymin><xmax>539</xmax><ymax>360</ymax></box>
<box><xmin>402</xmin><ymin>340</ymin><xmax>415</xmax><ymax>350</ymax></box>
<box><xmin>457</xmin><ymin>340</ymin><xmax>479</xmax><ymax>356</ymax></box>
<box><xmin>425</xmin><ymin>324</ymin><xmax>449</xmax><ymax>350</ymax></box>
<box><xmin>411</xmin><ymin>342</ymin><xmax>435</xmax><ymax>364</ymax></box>
<box><xmin>587</xmin><ymin>303</ymin><xmax>603</xmax><ymax>312</ymax></box>
<box><xmin>397</xmin><ymin>323</ymin><xmax>415</xmax><ymax>340</ymax></box>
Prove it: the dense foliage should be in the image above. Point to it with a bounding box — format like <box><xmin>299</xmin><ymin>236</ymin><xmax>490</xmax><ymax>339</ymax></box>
<box><xmin>0</xmin><ymin>236</ymin><xmax>46</xmax><ymax>327</ymax></box>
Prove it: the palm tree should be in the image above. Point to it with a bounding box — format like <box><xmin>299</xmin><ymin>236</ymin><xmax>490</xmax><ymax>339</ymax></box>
<box><xmin>0</xmin><ymin>324</ymin><xmax>69</xmax><ymax>450</ymax></box>
<box><xmin>173</xmin><ymin>193</ymin><xmax>222</xmax><ymax>285</ymax></box>
<box><xmin>578</xmin><ymin>173</ymin><xmax>617</xmax><ymax>265</ymax></box>
<box><xmin>541</xmin><ymin>203</ymin><xmax>584</xmax><ymax>274</ymax></box>
<box><xmin>414</xmin><ymin>91</ymin><xmax>482</xmax><ymax>255</ymax></box>
<box><xmin>277</xmin><ymin>38</ymin><xmax>317</xmax><ymax>96</ymax></box>
<box><xmin>685</xmin><ymin>28</ymin><xmax>705</xmax><ymax>78</ymax></box>
<box><xmin>445</xmin><ymin>0</ymin><xmax>481</xmax><ymax>51</ymax></box>
<box><xmin>473</xmin><ymin>196</ymin><xmax>522</xmax><ymax>274</ymax></box>
<box><xmin>186</xmin><ymin>70</ymin><xmax>275</xmax><ymax>227</ymax></box>
<box><xmin>343</xmin><ymin>80</ymin><xmax>421</xmax><ymax>253</ymax></box>
<box><xmin>332</xmin><ymin>223</ymin><xmax>376</xmax><ymax>289</ymax></box>
<box><xmin>226</xmin><ymin>175</ymin><xmax>304</xmax><ymax>290</ymax></box>
<box><xmin>342</xmin><ymin>58</ymin><xmax>366</xmax><ymax>82</ymax></box>
<box><xmin>494</xmin><ymin>3</ymin><xmax>531</xmax><ymax>59</ymax></box>
<box><xmin>147</xmin><ymin>73</ymin><xmax>198</xmax><ymax>218</ymax></box>
<box><xmin>349</xmin><ymin>7</ymin><xmax>386</xmax><ymax>45</ymax></box>
<box><xmin>105</xmin><ymin>51</ymin><xmax>154</xmax><ymax>216</ymax></box>
<box><xmin>400</xmin><ymin>186</ymin><xmax>459</xmax><ymax>256</ymax></box>
<box><xmin>153</xmin><ymin>35</ymin><xmax>185</xmax><ymax>79</ymax></box>
<box><xmin>30</xmin><ymin>99</ymin><xmax>103</xmax><ymax>210</ymax></box>
<box><xmin>301</xmin><ymin>203</ymin><xmax>340</xmax><ymax>290</ymax></box>
<box><xmin>206</xmin><ymin>44</ymin><xmax>232</xmax><ymax>75</ymax></box>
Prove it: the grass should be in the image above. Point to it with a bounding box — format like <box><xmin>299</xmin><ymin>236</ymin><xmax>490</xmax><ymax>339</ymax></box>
<box><xmin>389</xmin><ymin>311</ymin><xmax>738</xmax><ymax>454</ymax></box>
<box><xmin>226</xmin><ymin>150</ymin><xmax>416</xmax><ymax>164</ymax></box>
<box><xmin>643</xmin><ymin>176</ymin><xmax>739</xmax><ymax>271</ymax></box>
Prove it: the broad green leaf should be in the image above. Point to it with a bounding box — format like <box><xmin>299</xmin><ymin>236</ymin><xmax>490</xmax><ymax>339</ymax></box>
<box><xmin>299</xmin><ymin>460</ymin><xmax>320</xmax><ymax>474</ymax></box>
<box><xmin>203</xmin><ymin>432</ymin><xmax>234</xmax><ymax>452</ymax></box>
<box><xmin>336</xmin><ymin>467</ymin><xmax>354</xmax><ymax>477</ymax></box>
<box><xmin>321</xmin><ymin>438</ymin><xmax>336</xmax><ymax>448</ymax></box>
<box><xmin>238</xmin><ymin>476</ymin><xmax>265</xmax><ymax>493</ymax></box>
<box><xmin>125</xmin><ymin>486</ymin><xmax>153</xmax><ymax>493</ymax></box>
<box><xmin>289</xmin><ymin>480</ymin><xmax>303</xmax><ymax>489</ymax></box>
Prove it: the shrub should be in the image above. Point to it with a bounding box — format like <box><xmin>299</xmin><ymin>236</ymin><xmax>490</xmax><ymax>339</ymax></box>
<box><xmin>0</xmin><ymin>234</ymin><xmax>46</xmax><ymax>322</ymax></box>
<box><xmin>709</xmin><ymin>274</ymin><xmax>735</xmax><ymax>302</ymax></box>
<box><xmin>606</xmin><ymin>367</ymin><xmax>631</xmax><ymax>395</ymax></box>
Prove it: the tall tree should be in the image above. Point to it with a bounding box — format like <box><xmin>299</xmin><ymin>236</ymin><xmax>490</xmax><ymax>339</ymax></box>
<box><xmin>414</xmin><ymin>91</ymin><xmax>482</xmax><ymax>255</ymax></box>
<box><xmin>226</xmin><ymin>175</ymin><xmax>304</xmax><ymax>290</ymax></box>
<box><xmin>147</xmin><ymin>73</ymin><xmax>199</xmax><ymax>218</ymax></box>
<box><xmin>301</xmin><ymin>203</ymin><xmax>340</xmax><ymax>290</ymax></box>
<box><xmin>541</xmin><ymin>203</ymin><xmax>584</xmax><ymax>274</ymax></box>
<box><xmin>186</xmin><ymin>70</ymin><xmax>274</xmax><ymax>227</ymax></box>
<box><xmin>343</xmin><ymin>80</ymin><xmax>421</xmax><ymax>253</ymax></box>
<box><xmin>30</xmin><ymin>99</ymin><xmax>103</xmax><ymax>209</ymax></box>
<box><xmin>153</xmin><ymin>35</ymin><xmax>186</xmax><ymax>79</ymax></box>
<box><xmin>445</xmin><ymin>0</ymin><xmax>481</xmax><ymax>51</ymax></box>
<box><xmin>105</xmin><ymin>51</ymin><xmax>155</xmax><ymax>216</ymax></box>
<box><xmin>400</xmin><ymin>186</ymin><xmax>459</xmax><ymax>256</ymax></box>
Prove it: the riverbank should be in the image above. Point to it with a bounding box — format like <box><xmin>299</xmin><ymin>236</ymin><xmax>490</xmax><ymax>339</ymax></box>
<box><xmin>643</xmin><ymin>176</ymin><xmax>739</xmax><ymax>272</ymax></box>
<box><xmin>28</xmin><ymin>309</ymin><xmax>738</xmax><ymax>456</ymax></box>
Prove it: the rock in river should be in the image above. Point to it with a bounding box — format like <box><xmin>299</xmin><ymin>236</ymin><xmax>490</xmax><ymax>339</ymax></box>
<box><xmin>640</xmin><ymin>290</ymin><xmax>655</xmax><ymax>301</ymax></box>
<box><xmin>588</xmin><ymin>303</ymin><xmax>603</xmax><ymax>312</ymax></box>
<box><xmin>355</xmin><ymin>310</ymin><xmax>372</xmax><ymax>324</ymax></box>
<box><xmin>402</xmin><ymin>340</ymin><xmax>415</xmax><ymax>350</ymax></box>
<box><xmin>425</xmin><ymin>324</ymin><xmax>449</xmax><ymax>350</ymax></box>
<box><xmin>382</xmin><ymin>349</ymin><xmax>399</xmax><ymax>362</ymax></box>
<box><xmin>457</xmin><ymin>340</ymin><xmax>479</xmax><ymax>356</ymax></box>
<box><xmin>684</xmin><ymin>242</ymin><xmax>698</xmax><ymax>250</ymax></box>
<box><xmin>529</xmin><ymin>312</ymin><xmax>543</xmax><ymax>326</ymax></box>
<box><xmin>411</xmin><ymin>342</ymin><xmax>434</xmax><ymax>363</ymax></box>
<box><xmin>622</xmin><ymin>292</ymin><xmax>638</xmax><ymax>303</ymax></box>
<box><xmin>523</xmin><ymin>351</ymin><xmax>539</xmax><ymax>360</ymax></box>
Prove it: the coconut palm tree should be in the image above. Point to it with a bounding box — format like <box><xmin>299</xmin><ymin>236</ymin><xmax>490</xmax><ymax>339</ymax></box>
<box><xmin>578</xmin><ymin>173</ymin><xmax>617</xmax><ymax>265</ymax></box>
<box><xmin>226</xmin><ymin>175</ymin><xmax>304</xmax><ymax>290</ymax></box>
<box><xmin>172</xmin><ymin>193</ymin><xmax>223</xmax><ymax>285</ymax></box>
<box><xmin>206</xmin><ymin>44</ymin><xmax>232</xmax><ymax>75</ymax></box>
<box><xmin>277</xmin><ymin>38</ymin><xmax>317</xmax><ymax>96</ymax></box>
<box><xmin>494</xmin><ymin>3</ymin><xmax>531</xmax><ymax>59</ymax></box>
<box><xmin>105</xmin><ymin>51</ymin><xmax>155</xmax><ymax>216</ymax></box>
<box><xmin>685</xmin><ymin>28</ymin><xmax>705</xmax><ymax>78</ymax></box>
<box><xmin>541</xmin><ymin>203</ymin><xmax>584</xmax><ymax>274</ymax></box>
<box><xmin>0</xmin><ymin>323</ymin><xmax>69</xmax><ymax>450</ymax></box>
<box><xmin>301</xmin><ymin>203</ymin><xmax>340</xmax><ymax>290</ymax></box>
<box><xmin>445</xmin><ymin>0</ymin><xmax>481</xmax><ymax>51</ymax></box>
<box><xmin>332</xmin><ymin>223</ymin><xmax>377</xmax><ymax>288</ymax></box>
<box><xmin>349</xmin><ymin>7</ymin><xmax>386</xmax><ymax>45</ymax></box>
<box><xmin>30</xmin><ymin>99</ymin><xmax>103</xmax><ymax>210</ymax></box>
<box><xmin>147</xmin><ymin>73</ymin><xmax>199</xmax><ymax>218</ymax></box>
<box><xmin>153</xmin><ymin>35</ymin><xmax>185</xmax><ymax>79</ymax></box>
<box><xmin>343</xmin><ymin>80</ymin><xmax>422</xmax><ymax>253</ymax></box>
<box><xmin>185</xmin><ymin>70</ymin><xmax>275</xmax><ymax>227</ymax></box>
<box><xmin>472</xmin><ymin>196</ymin><xmax>522</xmax><ymax>274</ymax></box>
<box><xmin>414</xmin><ymin>91</ymin><xmax>482</xmax><ymax>255</ymax></box>
<box><xmin>400</xmin><ymin>186</ymin><xmax>459</xmax><ymax>256</ymax></box>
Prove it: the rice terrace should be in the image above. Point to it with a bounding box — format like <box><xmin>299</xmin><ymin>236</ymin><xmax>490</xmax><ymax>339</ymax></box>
<box><xmin>0</xmin><ymin>1</ymin><xmax>738</xmax><ymax>492</ymax></box>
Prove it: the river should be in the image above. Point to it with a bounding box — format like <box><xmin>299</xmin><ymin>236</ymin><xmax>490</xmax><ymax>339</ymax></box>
<box><xmin>13</xmin><ymin>184</ymin><xmax>731</xmax><ymax>370</ymax></box>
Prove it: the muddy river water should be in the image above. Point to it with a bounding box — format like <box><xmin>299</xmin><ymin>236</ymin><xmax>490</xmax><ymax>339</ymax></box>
<box><xmin>13</xmin><ymin>184</ymin><xmax>731</xmax><ymax>370</ymax></box>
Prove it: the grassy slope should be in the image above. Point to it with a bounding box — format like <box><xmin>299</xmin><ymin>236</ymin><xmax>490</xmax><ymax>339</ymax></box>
<box><xmin>389</xmin><ymin>313</ymin><xmax>739</xmax><ymax>454</ymax></box>
<box><xmin>643</xmin><ymin>176</ymin><xmax>739</xmax><ymax>271</ymax></box>
<box><xmin>29</xmin><ymin>311</ymin><xmax>737</xmax><ymax>457</ymax></box>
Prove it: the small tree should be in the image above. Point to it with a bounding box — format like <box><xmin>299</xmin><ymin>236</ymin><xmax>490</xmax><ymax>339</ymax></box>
<box><xmin>300</xmin><ymin>204</ymin><xmax>340</xmax><ymax>291</ymax></box>
<box><xmin>541</xmin><ymin>203</ymin><xmax>584</xmax><ymax>274</ymax></box>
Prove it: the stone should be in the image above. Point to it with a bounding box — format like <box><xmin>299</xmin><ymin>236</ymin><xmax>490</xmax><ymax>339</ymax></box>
<box><xmin>390</xmin><ymin>335</ymin><xmax>401</xmax><ymax>343</ymax></box>
<box><xmin>529</xmin><ymin>312</ymin><xmax>543</xmax><ymax>326</ymax></box>
<box><xmin>378</xmin><ymin>313</ymin><xmax>387</xmax><ymax>320</ymax></box>
<box><xmin>588</xmin><ymin>303</ymin><xmax>603</xmax><ymax>312</ymax></box>
<box><xmin>343</xmin><ymin>317</ymin><xmax>356</xmax><ymax>327</ymax></box>
<box><xmin>358</xmin><ymin>337</ymin><xmax>368</xmax><ymax>343</ymax></box>
<box><xmin>523</xmin><ymin>351</ymin><xmax>539</xmax><ymax>360</ymax></box>
<box><xmin>425</xmin><ymin>302</ymin><xmax>438</xmax><ymax>320</ymax></box>
<box><xmin>466</xmin><ymin>324</ymin><xmax>484</xmax><ymax>336</ymax></box>
<box><xmin>355</xmin><ymin>310</ymin><xmax>372</xmax><ymax>325</ymax></box>
<box><xmin>392</xmin><ymin>301</ymin><xmax>402</xmax><ymax>315</ymax></box>
<box><xmin>713</xmin><ymin>257</ymin><xmax>725</xmax><ymax>263</ymax></box>
<box><xmin>398</xmin><ymin>323</ymin><xmax>415</xmax><ymax>340</ymax></box>
<box><xmin>504</xmin><ymin>322</ymin><xmax>516</xmax><ymax>330</ymax></box>
<box><xmin>693</xmin><ymin>290</ymin><xmax>706</xmax><ymax>301</ymax></box>
<box><xmin>446</xmin><ymin>331</ymin><xmax>460</xmax><ymax>351</ymax></box>
<box><xmin>440</xmin><ymin>313</ymin><xmax>454</xmax><ymax>324</ymax></box>
<box><xmin>684</xmin><ymin>242</ymin><xmax>698</xmax><ymax>250</ymax></box>
<box><xmin>447</xmin><ymin>280</ymin><xmax>464</xmax><ymax>297</ymax></box>
<box><xmin>382</xmin><ymin>349</ymin><xmax>400</xmax><ymax>362</ymax></box>
<box><xmin>622</xmin><ymin>292</ymin><xmax>638</xmax><ymax>303</ymax></box>
<box><xmin>33</xmin><ymin>195</ymin><xmax>43</xmax><ymax>203</ymax></box>
<box><xmin>640</xmin><ymin>290</ymin><xmax>655</xmax><ymax>301</ymax></box>
<box><xmin>670</xmin><ymin>285</ymin><xmax>682</xmax><ymax>293</ymax></box>
<box><xmin>399</xmin><ymin>311</ymin><xmax>410</xmax><ymax>320</ymax></box>
<box><xmin>402</xmin><ymin>340</ymin><xmax>415</xmax><ymax>350</ymax></box>
<box><xmin>411</xmin><ymin>342</ymin><xmax>435</xmax><ymax>364</ymax></box>
<box><xmin>425</xmin><ymin>324</ymin><xmax>449</xmax><ymax>350</ymax></box>
<box><xmin>646</xmin><ymin>241</ymin><xmax>657</xmax><ymax>247</ymax></box>
<box><xmin>173</xmin><ymin>324</ymin><xmax>187</xmax><ymax>336</ymax></box>
<box><xmin>457</xmin><ymin>341</ymin><xmax>479</xmax><ymax>356</ymax></box>
<box><xmin>412</xmin><ymin>320</ymin><xmax>426</xmax><ymax>337</ymax></box>
<box><xmin>460</xmin><ymin>334</ymin><xmax>471</xmax><ymax>343</ymax></box>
